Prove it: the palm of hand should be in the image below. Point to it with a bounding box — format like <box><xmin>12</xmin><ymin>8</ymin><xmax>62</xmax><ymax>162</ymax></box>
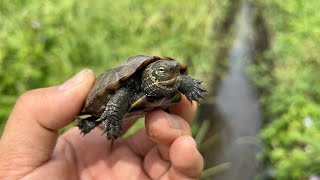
<box><xmin>32</xmin><ymin>124</ymin><xmax>200</xmax><ymax>180</ymax></box>
<box><xmin>0</xmin><ymin>70</ymin><xmax>203</xmax><ymax>180</ymax></box>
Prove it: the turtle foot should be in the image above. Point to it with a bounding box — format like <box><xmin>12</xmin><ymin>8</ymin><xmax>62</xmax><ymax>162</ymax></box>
<box><xmin>77</xmin><ymin>116</ymin><xmax>100</xmax><ymax>136</ymax></box>
<box><xmin>102</xmin><ymin>117</ymin><xmax>123</xmax><ymax>140</ymax></box>
<box><xmin>179</xmin><ymin>75</ymin><xmax>207</xmax><ymax>103</ymax></box>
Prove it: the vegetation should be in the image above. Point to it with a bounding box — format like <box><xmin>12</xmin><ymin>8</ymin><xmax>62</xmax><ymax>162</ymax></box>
<box><xmin>250</xmin><ymin>0</ymin><xmax>320</xmax><ymax>179</ymax></box>
<box><xmin>0</xmin><ymin>1</ymin><xmax>234</xmax><ymax>135</ymax></box>
<box><xmin>4</xmin><ymin>0</ymin><xmax>319</xmax><ymax>179</ymax></box>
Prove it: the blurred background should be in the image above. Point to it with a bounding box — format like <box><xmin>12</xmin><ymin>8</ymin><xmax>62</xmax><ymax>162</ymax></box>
<box><xmin>0</xmin><ymin>0</ymin><xmax>319</xmax><ymax>179</ymax></box>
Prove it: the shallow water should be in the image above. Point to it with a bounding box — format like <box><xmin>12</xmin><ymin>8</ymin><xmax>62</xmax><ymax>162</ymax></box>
<box><xmin>208</xmin><ymin>0</ymin><xmax>263</xmax><ymax>179</ymax></box>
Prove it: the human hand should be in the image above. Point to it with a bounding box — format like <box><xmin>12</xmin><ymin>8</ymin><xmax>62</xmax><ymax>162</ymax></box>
<box><xmin>0</xmin><ymin>69</ymin><xmax>203</xmax><ymax>180</ymax></box>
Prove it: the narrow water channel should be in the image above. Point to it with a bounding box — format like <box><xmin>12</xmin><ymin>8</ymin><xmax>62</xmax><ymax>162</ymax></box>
<box><xmin>211</xmin><ymin>0</ymin><xmax>262</xmax><ymax>179</ymax></box>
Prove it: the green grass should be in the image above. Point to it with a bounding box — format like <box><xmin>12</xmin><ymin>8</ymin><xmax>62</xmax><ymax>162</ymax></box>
<box><xmin>0</xmin><ymin>0</ymin><xmax>234</xmax><ymax>135</ymax></box>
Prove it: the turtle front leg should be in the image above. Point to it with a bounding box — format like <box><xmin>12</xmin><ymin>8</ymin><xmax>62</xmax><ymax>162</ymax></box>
<box><xmin>97</xmin><ymin>88</ymin><xmax>130</xmax><ymax>140</ymax></box>
<box><xmin>179</xmin><ymin>75</ymin><xmax>207</xmax><ymax>103</ymax></box>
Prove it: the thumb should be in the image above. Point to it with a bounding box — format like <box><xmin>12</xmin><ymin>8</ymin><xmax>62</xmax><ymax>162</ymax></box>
<box><xmin>0</xmin><ymin>69</ymin><xmax>95</xmax><ymax>169</ymax></box>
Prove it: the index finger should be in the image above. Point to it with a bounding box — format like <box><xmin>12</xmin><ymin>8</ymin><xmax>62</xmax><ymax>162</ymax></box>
<box><xmin>169</xmin><ymin>94</ymin><xmax>198</xmax><ymax>124</ymax></box>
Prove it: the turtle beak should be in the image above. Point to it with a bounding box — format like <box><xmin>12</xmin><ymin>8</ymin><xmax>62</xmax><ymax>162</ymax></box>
<box><xmin>161</xmin><ymin>75</ymin><xmax>180</xmax><ymax>86</ymax></box>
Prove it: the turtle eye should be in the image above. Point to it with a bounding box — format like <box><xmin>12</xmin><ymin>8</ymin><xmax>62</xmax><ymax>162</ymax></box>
<box><xmin>156</xmin><ymin>66</ymin><xmax>166</xmax><ymax>76</ymax></box>
<box><xmin>158</xmin><ymin>67</ymin><xmax>165</xmax><ymax>72</ymax></box>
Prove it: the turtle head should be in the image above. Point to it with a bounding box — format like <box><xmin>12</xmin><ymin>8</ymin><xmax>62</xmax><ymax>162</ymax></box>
<box><xmin>142</xmin><ymin>60</ymin><xmax>181</xmax><ymax>96</ymax></box>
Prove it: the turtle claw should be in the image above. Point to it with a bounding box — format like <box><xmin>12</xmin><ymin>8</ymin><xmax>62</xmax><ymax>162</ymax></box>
<box><xmin>179</xmin><ymin>75</ymin><xmax>207</xmax><ymax>103</ymax></box>
<box><xmin>101</xmin><ymin>129</ymin><xmax>107</xmax><ymax>136</ymax></box>
<box><xmin>80</xmin><ymin>131</ymin><xmax>87</xmax><ymax>137</ymax></box>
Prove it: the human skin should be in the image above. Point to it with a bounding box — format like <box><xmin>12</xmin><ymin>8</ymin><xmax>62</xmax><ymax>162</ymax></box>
<box><xmin>0</xmin><ymin>69</ymin><xmax>203</xmax><ymax>180</ymax></box>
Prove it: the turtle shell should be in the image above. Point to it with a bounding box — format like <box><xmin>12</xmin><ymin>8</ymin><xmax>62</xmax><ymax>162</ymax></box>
<box><xmin>82</xmin><ymin>55</ymin><xmax>188</xmax><ymax>116</ymax></box>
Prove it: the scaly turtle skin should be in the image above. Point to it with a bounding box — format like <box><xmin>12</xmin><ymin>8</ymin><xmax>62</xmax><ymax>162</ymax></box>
<box><xmin>77</xmin><ymin>55</ymin><xmax>206</xmax><ymax>139</ymax></box>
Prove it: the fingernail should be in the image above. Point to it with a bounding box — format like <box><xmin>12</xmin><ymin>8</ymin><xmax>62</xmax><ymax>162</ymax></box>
<box><xmin>163</xmin><ymin>112</ymin><xmax>182</xmax><ymax>129</ymax></box>
<box><xmin>59</xmin><ymin>69</ymin><xmax>91</xmax><ymax>90</ymax></box>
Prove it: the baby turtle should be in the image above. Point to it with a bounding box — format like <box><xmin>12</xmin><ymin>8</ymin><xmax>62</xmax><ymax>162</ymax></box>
<box><xmin>77</xmin><ymin>55</ymin><xmax>206</xmax><ymax>139</ymax></box>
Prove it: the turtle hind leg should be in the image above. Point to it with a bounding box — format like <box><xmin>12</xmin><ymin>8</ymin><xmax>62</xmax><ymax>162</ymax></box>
<box><xmin>77</xmin><ymin>115</ymin><xmax>100</xmax><ymax>136</ymax></box>
<box><xmin>178</xmin><ymin>75</ymin><xmax>207</xmax><ymax>103</ymax></box>
<box><xmin>97</xmin><ymin>88</ymin><xmax>130</xmax><ymax>140</ymax></box>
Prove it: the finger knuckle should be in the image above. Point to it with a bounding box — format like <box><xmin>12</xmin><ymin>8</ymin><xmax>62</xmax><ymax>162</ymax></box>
<box><xmin>16</xmin><ymin>90</ymin><xmax>37</xmax><ymax>107</ymax></box>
